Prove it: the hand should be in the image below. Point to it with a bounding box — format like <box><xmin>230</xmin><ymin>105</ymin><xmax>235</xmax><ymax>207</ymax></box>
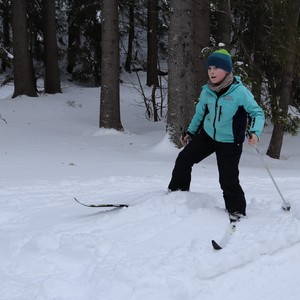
<box><xmin>180</xmin><ymin>134</ymin><xmax>191</xmax><ymax>146</ymax></box>
<box><xmin>248</xmin><ymin>133</ymin><xmax>258</xmax><ymax>145</ymax></box>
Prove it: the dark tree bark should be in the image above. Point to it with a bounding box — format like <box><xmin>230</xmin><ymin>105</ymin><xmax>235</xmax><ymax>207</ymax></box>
<box><xmin>100</xmin><ymin>0</ymin><xmax>123</xmax><ymax>130</ymax></box>
<box><xmin>193</xmin><ymin>0</ymin><xmax>210</xmax><ymax>96</ymax></box>
<box><xmin>42</xmin><ymin>0</ymin><xmax>61</xmax><ymax>94</ymax></box>
<box><xmin>124</xmin><ymin>0</ymin><xmax>135</xmax><ymax>73</ymax></box>
<box><xmin>215</xmin><ymin>0</ymin><xmax>231</xmax><ymax>46</ymax></box>
<box><xmin>251</xmin><ymin>0</ymin><xmax>264</xmax><ymax>105</ymax></box>
<box><xmin>11</xmin><ymin>0</ymin><xmax>37</xmax><ymax>98</ymax></box>
<box><xmin>67</xmin><ymin>0</ymin><xmax>81</xmax><ymax>75</ymax></box>
<box><xmin>167</xmin><ymin>0</ymin><xmax>194</xmax><ymax>147</ymax></box>
<box><xmin>267</xmin><ymin>0</ymin><xmax>300</xmax><ymax>159</ymax></box>
<box><xmin>146</xmin><ymin>0</ymin><xmax>159</xmax><ymax>87</ymax></box>
<box><xmin>1</xmin><ymin>0</ymin><xmax>11</xmax><ymax>71</ymax></box>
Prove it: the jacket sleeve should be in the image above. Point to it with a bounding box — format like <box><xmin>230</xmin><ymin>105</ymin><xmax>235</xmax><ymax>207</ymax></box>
<box><xmin>242</xmin><ymin>87</ymin><xmax>265</xmax><ymax>138</ymax></box>
<box><xmin>187</xmin><ymin>91</ymin><xmax>207</xmax><ymax>135</ymax></box>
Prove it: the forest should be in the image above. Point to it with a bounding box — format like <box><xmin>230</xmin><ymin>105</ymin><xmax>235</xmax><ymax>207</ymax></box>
<box><xmin>0</xmin><ymin>0</ymin><xmax>300</xmax><ymax>159</ymax></box>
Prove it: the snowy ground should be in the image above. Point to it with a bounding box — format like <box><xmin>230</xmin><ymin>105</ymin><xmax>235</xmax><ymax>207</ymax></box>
<box><xmin>1</xmin><ymin>79</ymin><xmax>300</xmax><ymax>300</ymax></box>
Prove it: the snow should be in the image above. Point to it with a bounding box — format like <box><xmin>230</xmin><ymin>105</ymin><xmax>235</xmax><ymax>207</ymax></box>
<box><xmin>1</xmin><ymin>78</ymin><xmax>300</xmax><ymax>300</ymax></box>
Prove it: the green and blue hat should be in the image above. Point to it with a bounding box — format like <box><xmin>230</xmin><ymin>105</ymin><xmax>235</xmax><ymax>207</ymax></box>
<box><xmin>207</xmin><ymin>49</ymin><xmax>232</xmax><ymax>73</ymax></box>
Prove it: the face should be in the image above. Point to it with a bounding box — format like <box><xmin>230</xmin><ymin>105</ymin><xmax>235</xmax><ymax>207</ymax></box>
<box><xmin>208</xmin><ymin>66</ymin><xmax>228</xmax><ymax>84</ymax></box>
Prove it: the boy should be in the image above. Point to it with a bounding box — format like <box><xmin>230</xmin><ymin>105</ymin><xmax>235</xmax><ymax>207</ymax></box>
<box><xmin>168</xmin><ymin>49</ymin><xmax>265</xmax><ymax>219</ymax></box>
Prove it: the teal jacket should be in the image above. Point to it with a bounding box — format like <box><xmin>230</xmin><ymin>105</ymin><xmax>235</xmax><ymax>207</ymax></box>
<box><xmin>188</xmin><ymin>76</ymin><xmax>265</xmax><ymax>143</ymax></box>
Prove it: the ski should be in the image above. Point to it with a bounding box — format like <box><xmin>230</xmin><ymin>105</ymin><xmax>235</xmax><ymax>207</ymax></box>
<box><xmin>211</xmin><ymin>218</ymin><xmax>238</xmax><ymax>250</ymax></box>
<box><xmin>74</xmin><ymin>197</ymin><xmax>129</xmax><ymax>208</ymax></box>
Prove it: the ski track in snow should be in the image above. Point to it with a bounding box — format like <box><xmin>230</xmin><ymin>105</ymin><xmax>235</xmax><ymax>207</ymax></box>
<box><xmin>1</xmin><ymin>176</ymin><xmax>300</xmax><ymax>300</ymax></box>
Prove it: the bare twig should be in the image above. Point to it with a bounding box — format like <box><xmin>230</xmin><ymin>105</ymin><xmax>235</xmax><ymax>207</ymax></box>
<box><xmin>0</xmin><ymin>114</ymin><xmax>7</xmax><ymax>124</ymax></box>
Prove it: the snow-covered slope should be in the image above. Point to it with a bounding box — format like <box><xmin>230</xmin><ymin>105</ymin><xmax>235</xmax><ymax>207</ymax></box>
<box><xmin>1</xmin><ymin>81</ymin><xmax>300</xmax><ymax>300</ymax></box>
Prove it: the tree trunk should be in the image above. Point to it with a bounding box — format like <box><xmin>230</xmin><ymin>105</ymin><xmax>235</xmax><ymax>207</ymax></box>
<box><xmin>67</xmin><ymin>0</ymin><xmax>81</xmax><ymax>75</ymax></box>
<box><xmin>251</xmin><ymin>0</ymin><xmax>264</xmax><ymax>105</ymax></box>
<box><xmin>146</xmin><ymin>0</ymin><xmax>159</xmax><ymax>87</ymax></box>
<box><xmin>42</xmin><ymin>0</ymin><xmax>61</xmax><ymax>94</ymax></box>
<box><xmin>267</xmin><ymin>0</ymin><xmax>300</xmax><ymax>159</ymax></box>
<box><xmin>11</xmin><ymin>0</ymin><xmax>37</xmax><ymax>98</ymax></box>
<box><xmin>1</xmin><ymin>0</ymin><xmax>10</xmax><ymax>72</ymax></box>
<box><xmin>90</xmin><ymin>11</ymin><xmax>102</xmax><ymax>86</ymax></box>
<box><xmin>124</xmin><ymin>0</ymin><xmax>135</xmax><ymax>73</ymax></box>
<box><xmin>100</xmin><ymin>0</ymin><xmax>123</xmax><ymax>130</ymax></box>
<box><xmin>215</xmin><ymin>0</ymin><xmax>231</xmax><ymax>46</ymax></box>
<box><xmin>167</xmin><ymin>0</ymin><xmax>194</xmax><ymax>147</ymax></box>
<box><xmin>193</xmin><ymin>0</ymin><xmax>210</xmax><ymax>97</ymax></box>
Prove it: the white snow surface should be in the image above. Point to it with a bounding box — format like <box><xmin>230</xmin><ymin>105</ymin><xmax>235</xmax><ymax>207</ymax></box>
<box><xmin>1</xmin><ymin>79</ymin><xmax>300</xmax><ymax>300</ymax></box>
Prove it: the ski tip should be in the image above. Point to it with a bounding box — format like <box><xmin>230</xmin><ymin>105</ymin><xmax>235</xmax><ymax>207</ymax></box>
<box><xmin>212</xmin><ymin>240</ymin><xmax>223</xmax><ymax>250</ymax></box>
<box><xmin>74</xmin><ymin>197</ymin><xmax>81</xmax><ymax>204</ymax></box>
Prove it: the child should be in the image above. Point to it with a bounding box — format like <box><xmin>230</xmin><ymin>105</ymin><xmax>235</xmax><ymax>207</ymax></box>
<box><xmin>168</xmin><ymin>49</ymin><xmax>265</xmax><ymax>219</ymax></box>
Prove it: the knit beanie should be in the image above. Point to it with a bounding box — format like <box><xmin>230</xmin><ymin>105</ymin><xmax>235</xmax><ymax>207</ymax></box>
<box><xmin>207</xmin><ymin>49</ymin><xmax>232</xmax><ymax>73</ymax></box>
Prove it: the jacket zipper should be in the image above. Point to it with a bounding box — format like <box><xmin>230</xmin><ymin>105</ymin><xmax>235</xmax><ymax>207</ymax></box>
<box><xmin>213</xmin><ymin>97</ymin><xmax>220</xmax><ymax>140</ymax></box>
<box><xmin>218</xmin><ymin>106</ymin><xmax>222</xmax><ymax>121</ymax></box>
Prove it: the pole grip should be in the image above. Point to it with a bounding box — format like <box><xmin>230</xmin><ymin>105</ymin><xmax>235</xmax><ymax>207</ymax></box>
<box><xmin>180</xmin><ymin>125</ymin><xmax>186</xmax><ymax>140</ymax></box>
<box><xmin>246</xmin><ymin>129</ymin><xmax>252</xmax><ymax>139</ymax></box>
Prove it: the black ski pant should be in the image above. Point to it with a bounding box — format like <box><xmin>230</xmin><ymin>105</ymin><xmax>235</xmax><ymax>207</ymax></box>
<box><xmin>168</xmin><ymin>130</ymin><xmax>246</xmax><ymax>215</ymax></box>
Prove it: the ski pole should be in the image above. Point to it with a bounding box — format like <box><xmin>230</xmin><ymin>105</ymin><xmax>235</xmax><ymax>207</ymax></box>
<box><xmin>246</xmin><ymin>130</ymin><xmax>291</xmax><ymax>211</ymax></box>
